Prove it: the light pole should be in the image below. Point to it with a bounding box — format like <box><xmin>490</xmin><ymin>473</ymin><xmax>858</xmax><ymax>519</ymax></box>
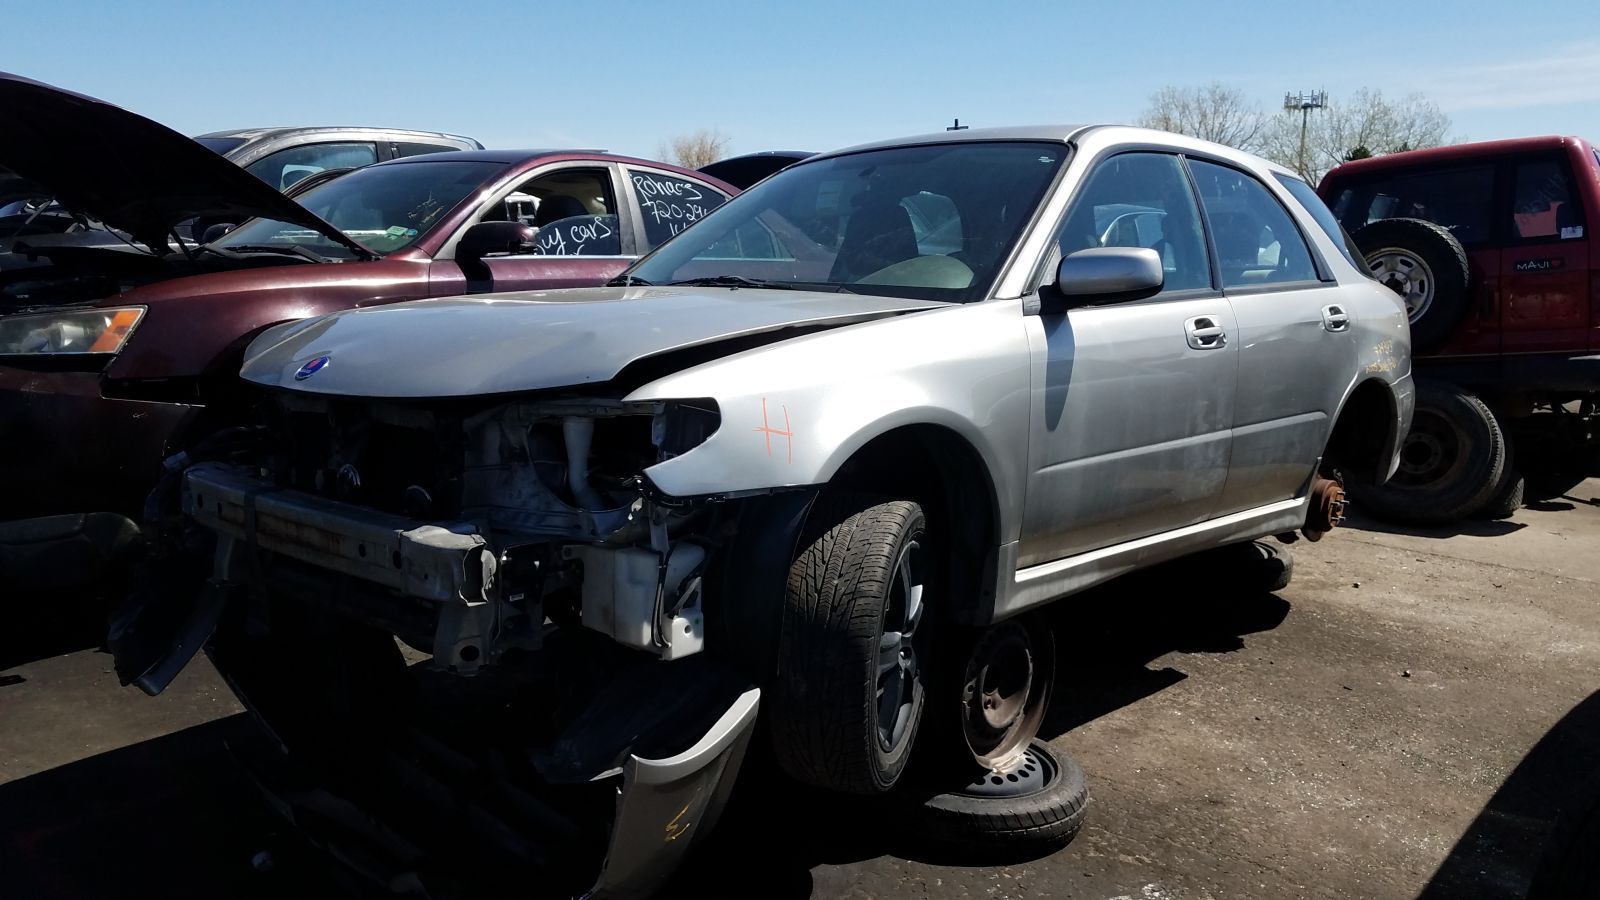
<box><xmin>1283</xmin><ymin>90</ymin><xmax>1327</xmax><ymax>177</ymax></box>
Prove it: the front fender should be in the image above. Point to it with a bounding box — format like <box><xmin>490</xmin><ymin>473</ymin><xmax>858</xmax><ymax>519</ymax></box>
<box><xmin>625</xmin><ymin>299</ymin><xmax>1033</xmax><ymax>539</ymax></box>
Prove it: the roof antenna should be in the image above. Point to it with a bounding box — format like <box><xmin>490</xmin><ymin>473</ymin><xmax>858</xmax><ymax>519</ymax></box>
<box><xmin>947</xmin><ymin>118</ymin><xmax>969</xmax><ymax>132</ymax></box>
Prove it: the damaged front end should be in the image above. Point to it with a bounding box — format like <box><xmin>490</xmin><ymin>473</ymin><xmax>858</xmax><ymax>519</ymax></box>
<box><xmin>114</xmin><ymin>389</ymin><xmax>784</xmax><ymax>897</ymax></box>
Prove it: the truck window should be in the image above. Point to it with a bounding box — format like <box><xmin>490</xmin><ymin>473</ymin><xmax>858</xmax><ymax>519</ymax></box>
<box><xmin>1512</xmin><ymin>159</ymin><xmax>1583</xmax><ymax>240</ymax></box>
<box><xmin>1332</xmin><ymin>165</ymin><xmax>1494</xmax><ymax>245</ymax></box>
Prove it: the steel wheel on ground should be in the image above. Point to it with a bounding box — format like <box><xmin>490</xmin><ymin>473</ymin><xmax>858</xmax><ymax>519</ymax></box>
<box><xmin>892</xmin><ymin>738</ymin><xmax>1088</xmax><ymax>857</ymax></box>
<box><xmin>959</xmin><ymin>617</ymin><xmax>1054</xmax><ymax>772</ymax></box>
<box><xmin>770</xmin><ymin>495</ymin><xmax>930</xmax><ymax>795</ymax></box>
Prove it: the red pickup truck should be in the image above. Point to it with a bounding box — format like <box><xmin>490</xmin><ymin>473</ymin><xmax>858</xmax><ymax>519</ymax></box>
<box><xmin>1319</xmin><ymin>136</ymin><xmax>1598</xmax><ymax>523</ymax></box>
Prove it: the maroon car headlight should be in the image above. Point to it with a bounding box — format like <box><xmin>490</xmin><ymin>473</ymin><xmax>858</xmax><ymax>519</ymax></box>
<box><xmin>0</xmin><ymin>306</ymin><xmax>146</xmax><ymax>355</ymax></box>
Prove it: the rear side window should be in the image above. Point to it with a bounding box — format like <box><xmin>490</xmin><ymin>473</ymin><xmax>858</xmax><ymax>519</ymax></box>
<box><xmin>1331</xmin><ymin>165</ymin><xmax>1494</xmax><ymax>245</ymax></box>
<box><xmin>628</xmin><ymin>169</ymin><xmax>728</xmax><ymax>251</ymax></box>
<box><xmin>1511</xmin><ymin>159</ymin><xmax>1584</xmax><ymax>240</ymax></box>
<box><xmin>1276</xmin><ymin>174</ymin><xmax>1360</xmax><ymax>269</ymax></box>
<box><xmin>1188</xmin><ymin>159</ymin><xmax>1318</xmax><ymax>287</ymax></box>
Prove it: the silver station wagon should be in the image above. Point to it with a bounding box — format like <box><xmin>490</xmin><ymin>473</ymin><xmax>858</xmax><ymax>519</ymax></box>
<box><xmin>116</xmin><ymin>126</ymin><xmax>1413</xmax><ymax>893</ymax></box>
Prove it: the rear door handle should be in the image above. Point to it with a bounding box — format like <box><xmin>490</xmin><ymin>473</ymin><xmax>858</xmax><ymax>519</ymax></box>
<box><xmin>1185</xmin><ymin>315</ymin><xmax>1228</xmax><ymax>350</ymax></box>
<box><xmin>1322</xmin><ymin>304</ymin><xmax>1351</xmax><ymax>332</ymax></box>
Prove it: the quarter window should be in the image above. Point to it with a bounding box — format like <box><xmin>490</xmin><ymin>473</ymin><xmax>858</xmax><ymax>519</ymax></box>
<box><xmin>245</xmin><ymin>142</ymin><xmax>379</xmax><ymax>191</ymax></box>
<box><xmin>629</xmin><ymin>169</ymin><xmax>728</xmax><ymax>251</ymax></box>
<box><xmin>1512</xmin><ymin>159</ymin><xmax>1582</xmax><ymax>240</ymax></box>
<box><xmin>1189</xmin><ymin>160</ymin><xmax>1318</xmax><ymax>287</ymax></box>
<box><xmin>1054</xmin><ymin>153</ymin><xmax>1211</xmax><ymax>292</ymax></box>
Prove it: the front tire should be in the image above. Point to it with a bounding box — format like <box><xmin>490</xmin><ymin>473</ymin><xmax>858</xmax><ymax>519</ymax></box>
<box><xmin>770</xmin><ymin>496</ymin><xmax>930</xmax><ymax>795</ymax></box>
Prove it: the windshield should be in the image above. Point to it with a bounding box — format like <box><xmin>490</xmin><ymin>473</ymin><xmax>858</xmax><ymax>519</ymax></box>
<box><xmin>622</xmin><ymin>142</ymin><xmax>1066</xmax><ymax>302</ymax></box>
<box><xmin>215</xmin><ymin>160</ymin><xmax>504</xmax><ymax>258</ymax></box>
<box><xmin>194</xmin><ymin>136</ymin><xmax>247</xmax><ymax>155</ymax></box>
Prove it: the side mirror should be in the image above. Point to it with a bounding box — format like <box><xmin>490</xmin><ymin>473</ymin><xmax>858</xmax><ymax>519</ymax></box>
<box><xmin>1046</xmin><ymin>247</ymin><xmax>1164</xmax><ymax>310</ymax></box>
<box><xmin>458</xmin><ymin>221</ymin><xmax>539</xmax><ymax>265</ymax></box>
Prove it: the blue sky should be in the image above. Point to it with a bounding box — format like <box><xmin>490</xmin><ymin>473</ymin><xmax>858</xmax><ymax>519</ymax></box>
<box><xmin>6</xmin><ymin>0</ymin><xmax>1598</xmax><ymax>159</ymax></box>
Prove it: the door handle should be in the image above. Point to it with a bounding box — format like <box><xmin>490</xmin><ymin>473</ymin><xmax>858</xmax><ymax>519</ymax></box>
<box><xmin>1322</xmin><ymin>304</ymin><xmax>1351</xmax><ymax>332</ymax></box>
<box><xmin>1184</xmin><ymin>315</ymin><xmax>1228</xmax><ymax>350</ymax></box>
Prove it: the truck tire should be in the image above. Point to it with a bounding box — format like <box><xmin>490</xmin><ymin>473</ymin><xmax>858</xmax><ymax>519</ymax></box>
<box><xmin>770</xmin><ymin>496</ymin><xmax>930</xmax><ymax>795</ymax></box>
<box><xmin>1354</xmin><ymin>218</ymin><xmax>1471</xmax><ymax>351</ymax></box>
<box><xmin>894</xmin><ymin>739</ymin><xmax>1088</xmax><ymax>857</ymax></box>
<box><xmin>1349</xmin><ymin>381</ymin><xmax>1506</xmax><ymax>525</ymax></box>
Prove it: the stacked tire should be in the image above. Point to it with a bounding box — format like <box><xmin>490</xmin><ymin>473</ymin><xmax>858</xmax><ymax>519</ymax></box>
<box><xmin>1349</xmin><ymin>220</ymin><xmax>1522</xmax><ymax>524</ymax></box>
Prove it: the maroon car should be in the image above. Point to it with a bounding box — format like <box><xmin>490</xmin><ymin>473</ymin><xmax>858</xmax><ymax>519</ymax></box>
<box><xmin>0</xmin><ymin>72</ymin><xmax>737</xmax><ymax>520</ymax></box>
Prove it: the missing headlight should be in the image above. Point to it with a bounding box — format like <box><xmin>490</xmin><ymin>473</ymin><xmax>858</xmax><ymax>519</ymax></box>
<box><xmin>654</xmin><ymin>400</ymin><xmax>721</xmax><ymax>459</ymax></box>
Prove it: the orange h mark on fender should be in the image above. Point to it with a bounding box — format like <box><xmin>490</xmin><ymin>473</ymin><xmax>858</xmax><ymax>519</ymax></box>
<box><xmin>754</xmin><ymin>397</ymin><xmax>794</xmax><ymax>464</ymax></box>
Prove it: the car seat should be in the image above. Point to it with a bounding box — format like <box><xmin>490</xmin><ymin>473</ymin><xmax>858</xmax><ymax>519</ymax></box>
<box><xmin>830</xmin><ymin>196</ymin><xmax>919</xmax><ymax>282</ymax></box>
<box><xmin>533</xmin><ymin>195</ymin><xmax>589</xmax><ymax>228</ymax></box>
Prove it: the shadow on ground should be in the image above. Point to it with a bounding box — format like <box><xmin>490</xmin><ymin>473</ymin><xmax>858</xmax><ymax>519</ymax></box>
<box><xmin>0</xmin><ymin>715</ymin><xmax>353</xmax><ymax>899</ymax></box>
<box><xmin>0</xmin><ymin>589</ymin><xmax>112</xmax><ymax>672</ymax></box>
<box><xmin>660</xmin><ymin>552</ymin><xmax>1293</xmax><ymax>897</ymax></box>
<box><xmin>1420</xmin><ymin>690</ymin><xmax>1600</xmax><ymax>900</ymax></box>
<box><xmin>1</xmin><ymin>551</ymin><xmax>1295</xmax><ymax>899</ymax></box>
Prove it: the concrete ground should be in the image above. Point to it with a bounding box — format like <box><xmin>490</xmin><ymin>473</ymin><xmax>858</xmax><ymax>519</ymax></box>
<box><xmin>4</xmin><ymin>475</ymin><xmax>1600</xmax><ymax>899</ymax></box>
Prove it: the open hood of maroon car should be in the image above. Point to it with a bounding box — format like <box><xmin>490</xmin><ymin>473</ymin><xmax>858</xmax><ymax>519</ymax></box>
<box><xmin>0</xmin><ymin>72</ymin><xmax>365</xmax><ymax>256</ymax></box>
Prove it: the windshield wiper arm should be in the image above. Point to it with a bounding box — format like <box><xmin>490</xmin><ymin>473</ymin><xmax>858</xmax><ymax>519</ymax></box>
<box><xmin>606</xmin><ymin>274</ymin><xmax>651</xmax><ymax>287</ymax></box>
<box><xmin>666</xmin><ymin>275</ymin><xmax>790</xmax><ymax>289</ymax></box>
<box><xmin>223</xmin><ymin>244</ymin><xmax>328</xmax><ymax>263</ymax></box>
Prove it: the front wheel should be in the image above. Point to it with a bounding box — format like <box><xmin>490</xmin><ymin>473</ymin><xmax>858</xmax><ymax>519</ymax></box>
<box><xmin>770</xmin><ymin>496</ymin><xmax>931</xmax><ymax>795</ymax></box>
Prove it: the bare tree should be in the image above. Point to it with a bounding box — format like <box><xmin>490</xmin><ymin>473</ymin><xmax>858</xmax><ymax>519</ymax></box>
<box><xmin>657</xmin><ymin>128</ymin><xmax>731</xmax><ymax>169</ymax></box>
<box><xmin>1135</xmin><ymin>84</ymin><xmax>1267</xmax><ymax>151</ymax></box>
<box><xmin>1260</xmin><ymin>89</ymin><xmax>1454</xmax><ymax>183</ymax></box>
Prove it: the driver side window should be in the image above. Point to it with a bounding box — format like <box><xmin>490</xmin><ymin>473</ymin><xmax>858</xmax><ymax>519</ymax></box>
<box><xmin>481</xmin><ymin>168</ymin><xmax>620</xmax><ymax>256</ymax></box>
<box><xmin>1054</xmin><ymin>153</ymin><xmax>1211</xmax><ymax>292</ymax></box>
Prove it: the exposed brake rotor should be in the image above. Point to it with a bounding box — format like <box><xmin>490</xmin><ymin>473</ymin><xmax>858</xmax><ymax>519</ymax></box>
<box><xmin>1303</xmin><ymin>474</ymin><xmax>1347</xmax><ymax>542</ymax></box>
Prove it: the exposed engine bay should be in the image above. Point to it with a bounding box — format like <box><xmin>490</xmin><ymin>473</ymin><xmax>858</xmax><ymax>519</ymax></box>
<box><xmin>117</xmin><ymin>389</ymin><xmax>764</xmax><ymax>895</ymax></box>
<box><xmin>182</xmin><ymin>390</ymin><xmax>728</xmax><ymax>670</ymax></box>
<box><xmin>2</xmin><ymin>242</ymin><xmax>305</xmax><ymax>307</ymax></box>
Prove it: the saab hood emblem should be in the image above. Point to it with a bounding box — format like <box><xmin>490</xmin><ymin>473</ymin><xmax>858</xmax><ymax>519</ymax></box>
<box><xmin>295</xmin><ymin>355</ymin><xmax>331</xmax><ymax>381</ymax></box>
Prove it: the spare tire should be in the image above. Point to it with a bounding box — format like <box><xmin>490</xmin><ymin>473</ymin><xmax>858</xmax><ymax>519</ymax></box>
<box><xmin>1348</xmin><ymin>381</ymin><xmax>1506</xmax><ymax>525</ymax></box>
<box><xmin>1353</xmin><ymin>218</ymin><xmax>1471</xmax><ymax>351</ymax></box>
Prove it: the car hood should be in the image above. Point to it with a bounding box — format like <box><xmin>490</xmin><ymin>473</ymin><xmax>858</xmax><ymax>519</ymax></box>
<box><xmin>0</xmin><ymin>72</ymin><xmax>362</xmax><ymax>256</ymax></box>
<box><xmin>240</xmin><ymin>287</ymin><xmax>946</xmax><ymax>398</ymax></box>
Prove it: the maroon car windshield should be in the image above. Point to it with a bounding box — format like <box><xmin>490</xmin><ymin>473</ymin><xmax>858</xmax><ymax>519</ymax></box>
<box><xmin>215</xmin><ymin>159</ymin><xmax>505</xmax><ymax>258</ymax></box>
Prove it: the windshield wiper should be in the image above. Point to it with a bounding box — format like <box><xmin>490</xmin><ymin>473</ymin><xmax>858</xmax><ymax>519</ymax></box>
<box><xmin>666</xmin><ymin>275</ymin><xmax>791</xmax><ymax>289</ymax></box>
<box><xmin>606</xmin><ymin>274</ymin><xmax>651</xmax><ymax>287</ymax></box>
<box><xmin>223</xmin><ymin>244</ymin><xmax>329</xmax><ymax>263</ymax></box>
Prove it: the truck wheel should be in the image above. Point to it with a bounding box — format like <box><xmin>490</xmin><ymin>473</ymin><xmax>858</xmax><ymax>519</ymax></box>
<box><xmin>1349</xmin><ymin>381</ymin><xmax>1506</xmax><ymax>525</ymax></box>
<box><xmin>893</xmin><ymin>739</ymin><xmax>1088</xmax><ymax>857</ymax></box>
<box><xmin>1354</xmin><ymin>218</ymin><xmax>1470</xmax><ymax>351</ymax></box>
<box><xmin>771</xmin><ymin>496</ymin><xmax>930</xmax><ymax>795</ymax></box>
